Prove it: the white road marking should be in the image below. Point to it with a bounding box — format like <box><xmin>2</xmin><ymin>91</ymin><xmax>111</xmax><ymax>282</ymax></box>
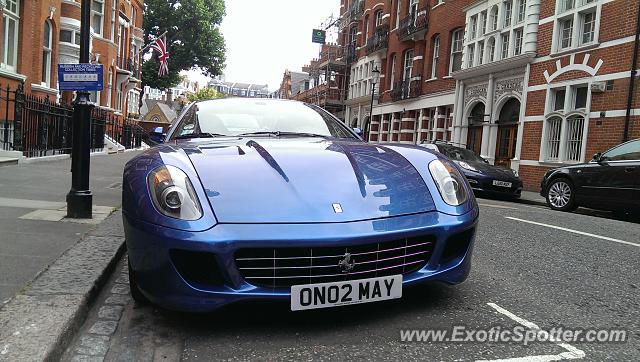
<box><xmin>478</xmin><ymin>203</ymin><xmax>519</xmax><ymax>210</ymax></box>
<box><xmin>506</xmin><ymin>216</ymin><xmax>640</xmax><ymax>248</ymax></box>
<box><xmin>478</xmin><ymin>303</ymin><xmax>585</xmax><ymax>362</ymax></box>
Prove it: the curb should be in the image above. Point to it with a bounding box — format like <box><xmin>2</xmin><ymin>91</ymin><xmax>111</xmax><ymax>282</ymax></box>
<box><xmin>516</xmin><ymin>197</ymin><xmax>547</xmax><ymax>207</ymax></box>
<box><xmin>0</xmin><ymin>210</ymin><xmax>126</xmax><ymax>362</ymax></box>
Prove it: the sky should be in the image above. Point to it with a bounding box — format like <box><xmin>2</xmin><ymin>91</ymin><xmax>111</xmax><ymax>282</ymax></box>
<box><xmin>183</xmin><ymin>0</ymin><xmax>340</xmax><ymax>91</ymax></box>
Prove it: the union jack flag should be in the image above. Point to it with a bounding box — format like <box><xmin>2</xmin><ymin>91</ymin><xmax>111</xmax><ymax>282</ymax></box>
<box><xmin>150</xmin><ymin>35</ymin><xmax>169</xmax><ymax>77</ymax></box>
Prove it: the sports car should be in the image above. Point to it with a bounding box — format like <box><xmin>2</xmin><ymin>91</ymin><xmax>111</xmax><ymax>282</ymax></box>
<box><xmin>420</xmin><ymin>141</ymin><xmax>523</xmax><ymax>199</ymax></box>
<box><xmin>123</xmin><ymin>98</ymin><xmax>479</xmax><ymax>312</ymax></box>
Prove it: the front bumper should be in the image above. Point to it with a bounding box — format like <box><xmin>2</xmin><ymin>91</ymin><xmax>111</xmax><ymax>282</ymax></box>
<box><xmin>466</xmin><ymin>176</ymin><xmax>523</xmax><ymax>198</ymax></box>
<box><xmin>124</xmin><ymin>208</ymin><xmax>478</xmax><ymax>312</ymax></box>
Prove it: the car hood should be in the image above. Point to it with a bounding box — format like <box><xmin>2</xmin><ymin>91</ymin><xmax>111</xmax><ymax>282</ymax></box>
<box><xmin>461</xmin><ymin>160</ymin><xmax>520</xmax><ymax>181</ymax></box>
<box><xmin>181</xmin><ymin>138</ymin><xmax>437</xmax><ymax>223</ymax></box>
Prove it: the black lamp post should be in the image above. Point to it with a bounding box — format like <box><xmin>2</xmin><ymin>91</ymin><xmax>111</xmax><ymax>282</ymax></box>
<box><xmin>365</xmin><ymin>66</ymin><xmax>380</xmax><ymax>141</ymax></box>
<box><xmin>66</xmin><ymin>0</ymin><xmax>94</xmax><ymax>218</ymax></box>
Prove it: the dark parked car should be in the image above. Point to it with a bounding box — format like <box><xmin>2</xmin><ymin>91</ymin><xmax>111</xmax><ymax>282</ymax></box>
<box><xmin>421</xmin><ymin>142</ymin><xmax>523</xmax><ymax>198</ymax></box>
<box><xmin>540</xmin><ymin>138</ymin><xmax>640</xmax><ymax>212</ymax></box>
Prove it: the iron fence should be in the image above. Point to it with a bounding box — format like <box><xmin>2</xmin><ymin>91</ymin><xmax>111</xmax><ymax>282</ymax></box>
<box><xmin>0</xmin><ymin>82</ymin><xmax>147</xmax><ymax>158</ymax></box>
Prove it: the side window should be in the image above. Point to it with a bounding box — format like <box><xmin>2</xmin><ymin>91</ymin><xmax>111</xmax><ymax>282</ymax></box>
<box><xmin>602</xmin><ymin>140</ymin><xmax>640</xmax><ymax>161</ymax></box>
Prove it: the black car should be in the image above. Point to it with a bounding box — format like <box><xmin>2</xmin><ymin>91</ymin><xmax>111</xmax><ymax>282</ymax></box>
<box><xmin>540</xmin><ymin>138</ymin><xmax>640</xmax><ymax>212</ymax></box>
<box><xmin>421</xmin><ymin>142</ymin><xmax>523</xmax><ymax>198</ymax></box>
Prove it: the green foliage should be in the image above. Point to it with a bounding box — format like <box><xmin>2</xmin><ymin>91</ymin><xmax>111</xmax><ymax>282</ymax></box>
<box><xmin>187</xmin><ymin>87</ymin><xmax>226</xmax><ymax>102</ymax></box>
<box><xmin>143</xmin><ymin>0</ymin><xmax>226</xmax><ymax>89</ymax></box>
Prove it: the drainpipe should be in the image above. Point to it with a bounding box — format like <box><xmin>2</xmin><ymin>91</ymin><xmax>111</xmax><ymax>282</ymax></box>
<box><xmin>623</xmin><ymin>0</ymin><xmax>640</xmax><ymax>142</ymax></box>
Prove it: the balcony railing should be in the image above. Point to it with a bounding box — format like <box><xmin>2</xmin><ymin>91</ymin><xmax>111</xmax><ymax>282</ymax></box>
<box><xmin>365</xmin><ymin>25</ymin><xmax>389</xmax><ymax>55</ymax></box>
<box><xmin>390</xmin><ymin>77</ymin><xmax>422</xmax><ymax>101</ymax></box>
<box><xmin>398</xmin><ymin>6</ymin><xmax>429</xmax><ymax>41</ymax></box>
<box><xmin>344</xmin><ymin>44</ymin><xmax>357</xmax><ymax>64</ymax></box>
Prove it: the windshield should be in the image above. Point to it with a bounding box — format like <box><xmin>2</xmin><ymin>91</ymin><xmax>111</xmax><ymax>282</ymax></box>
<box><xmin>169</xmin><ymin>99</ymin><xmax>357</xmax><ymax>140</ymax></box>
<box><xmin>440</xmin><ymin>146</ymin><xmax>485</xmax><ymax>162</ymax></box>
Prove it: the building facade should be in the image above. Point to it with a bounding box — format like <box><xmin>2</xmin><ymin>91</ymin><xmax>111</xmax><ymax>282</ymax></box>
<box><xmin>0</xmin><ymin>0</ymin><xmax>144</xmax><ymax>116</ymax></box>
<box><xmin>326</xmin><ymin>0</ymin><xmax>639</xmax><ymax>190</ymax></box>
<box><xmin>209</xmin><ymin>78</ymin><xmax>271</xmax><ymax>98</ymax></box>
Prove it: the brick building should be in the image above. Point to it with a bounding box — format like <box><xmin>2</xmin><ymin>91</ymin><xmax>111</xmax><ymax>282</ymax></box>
<box><xmin>0</xmin><ymin>0</ymin><xmax>144</xmax><ymax>115</ymax></box>
<box><xmin>323</xmin><ymin>0</ymin><xmax>639</xmax><ymax>190</ymax></box>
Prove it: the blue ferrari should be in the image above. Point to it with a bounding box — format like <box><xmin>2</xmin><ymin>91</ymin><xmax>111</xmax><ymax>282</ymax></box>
<box><xmin>123</xmin><ymin>98</ymin><xmax>478</xmax><ymax>312</ymax></box>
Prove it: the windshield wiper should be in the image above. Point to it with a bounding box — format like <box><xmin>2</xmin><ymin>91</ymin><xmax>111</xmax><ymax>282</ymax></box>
<box><xmin>236</xmin><ymin>131</ymin><xmax>329</xmax><ymax>138</ymax></box>
<box><xmin>173</xmin><ymin>132</ymin><xmax>228</xmax><ymax>139</ymax></box>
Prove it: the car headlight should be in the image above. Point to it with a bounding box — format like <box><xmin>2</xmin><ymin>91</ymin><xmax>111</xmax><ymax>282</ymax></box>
<box><xmin>456</xmin><ymin>161</ymin><xmax>478</xmax><ymax>172</ymax></box>
<box><xmin>147</xmin><ymin>165</ymin><xmax>202</xmax><ymax>220</ymax></box>
<box><xmin>429</xmin><ymin>159</ymin><xmax>469</xmax><ymax>206</ymax></box>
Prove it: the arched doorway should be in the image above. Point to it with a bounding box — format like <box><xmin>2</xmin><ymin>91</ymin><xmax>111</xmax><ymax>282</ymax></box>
<box><xmin>466</xmin><ymin>102</ymin><xmax>485</xmax><ymax>155</ymax></box>
<box><xmin>494</xmin><ymin>98</ymin><xmax>520</xmax><ymax>168</ymax></box>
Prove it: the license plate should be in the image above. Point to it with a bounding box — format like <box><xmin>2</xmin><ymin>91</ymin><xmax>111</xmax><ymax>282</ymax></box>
<box><xmin>290</xmin><ymin>275</ymin><xmax>402</xmax><ymax>311</ymax></box>
<box><xmin>492</xmin><ymin>180</ymin><xmax>512</xmax><ymax>187</ymax></box>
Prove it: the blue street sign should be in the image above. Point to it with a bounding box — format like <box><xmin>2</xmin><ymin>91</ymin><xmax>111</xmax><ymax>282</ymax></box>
<box><xmin>58</xmin><ymin>64</ymin><xmax>104</xmax><ymax>91</ymax></box>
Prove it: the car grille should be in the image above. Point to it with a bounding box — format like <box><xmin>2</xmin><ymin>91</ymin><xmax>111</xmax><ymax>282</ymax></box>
<box><xmin>235</xmin><ymin>236</ymin><xmax>435</xmax><ymax>289</ymax></box>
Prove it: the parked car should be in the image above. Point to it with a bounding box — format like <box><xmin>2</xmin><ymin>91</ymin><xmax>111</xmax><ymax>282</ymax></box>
<box><xmin>420</xmin><ymin>141</ymin><xmax>523</xmax><ymax>199</ymax></box>
<box><xmin>122</xmin><ymin>98</ymin><xmax>479</xmax><ymax>312</ymax></box>
<box><xmin>540</xmin><ymin>138</ymin><xmax>640</xmax><ymax>212</ymax></box>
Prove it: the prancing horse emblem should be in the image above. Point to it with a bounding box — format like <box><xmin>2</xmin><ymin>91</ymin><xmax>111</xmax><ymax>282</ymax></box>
<box><xmin>338</xmin><ymin>252</ymin><xmax>355</xmax><ymax>273</ymax></box>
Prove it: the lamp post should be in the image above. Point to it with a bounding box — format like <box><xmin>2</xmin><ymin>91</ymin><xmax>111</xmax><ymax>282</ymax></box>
<box><xmin>365</xmin><ymin>66</ymin><xmax>380</xmax><ymax>141</ymax></box>
<box><xmin>66</xmin><ymin>0</ymin><xmax>94</xmax><ymax>218</ymax></box>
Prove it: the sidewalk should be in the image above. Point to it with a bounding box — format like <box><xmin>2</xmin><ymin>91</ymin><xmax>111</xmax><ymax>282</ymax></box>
<box><xmin>0</xmin><ymin>152</ymin><xmax>138</xmax><ymax>303</ymax></box>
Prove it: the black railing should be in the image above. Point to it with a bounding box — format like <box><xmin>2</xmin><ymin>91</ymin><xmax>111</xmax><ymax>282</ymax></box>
<box><xmin>398</xmin><ymin>6</ymin><xmax>429</xmax><ymax>40</ymax></box>
<box><xmin>366</xmin><ymin>24</ymin><xmax>390</xmax><ymax>55</ymax></box>
<box><xmin>390</xmin><ymin>77</ymin><xmax>423</xmax><ymax>101</ymax></box>
<box><xmin>344</xmin><ymin>44</ymin><xmax>357</xmax><ymax>64</ymax></box>
<box><xmin>0</xmin><ymin>82</ymin><xmax>147</xmax><ymax>158</ymax></box>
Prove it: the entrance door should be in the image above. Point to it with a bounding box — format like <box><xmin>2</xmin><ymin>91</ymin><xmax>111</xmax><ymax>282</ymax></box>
<box><xmin>495</xmin><ymin>125</ymin><xmax>517</xmax><ymax>168</ymax></box>
<box><xmin>494</xmin><ymin>98</ymin><xmax>520</xmax><ymax>168</ymax></box>
<box><xmin>467</xmin><ymin>126</ymin><xmax>483</xmax><ymax>156</ymax></box>
<box><xmin>466</xmin><ymin>102</ymin><xmax>485</xmax><ymax>155</ymax></box>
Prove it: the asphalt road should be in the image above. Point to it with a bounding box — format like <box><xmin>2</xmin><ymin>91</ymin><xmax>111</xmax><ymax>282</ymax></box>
<box><xmin>64</xmin><ymin>198</ymin><xmax>640</xmax><ymax>361</ymax></box>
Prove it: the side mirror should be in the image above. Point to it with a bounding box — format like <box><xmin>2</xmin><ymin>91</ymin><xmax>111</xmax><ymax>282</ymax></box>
<box><xmin>352</xmin><ymin>127</ymin><xmax>363</xmax><ymax>136</ymax></box>
<box><xmin>592</xmin><ymin>152</ymin><xmax>602</xmax><ymax>162</ymax></box>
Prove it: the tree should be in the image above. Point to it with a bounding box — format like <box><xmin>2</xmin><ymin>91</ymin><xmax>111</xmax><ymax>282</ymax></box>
<box><xmin>187</xmin><ymin>87</ymin><xmax>226</xmax><ymax>102</ymax></box>
<box><xmin>143</xmin><ymin>0</ymin><xmax>226</xmax><ymax>89</ymax></box>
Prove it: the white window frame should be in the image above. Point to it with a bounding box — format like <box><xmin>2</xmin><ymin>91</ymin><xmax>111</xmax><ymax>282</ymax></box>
<box><xmin>541</xmin><ymin>83</ymin><xmax>591</xmax><ymax>163</ymax></box>
<box><xmin>449</xmin><ymin>29</ymin><xmax>463</xmax><ymax>74</ymax></box>
<box><xmin>2</xmin><ymin>0</ymin><xmax>20</xmax><ymax>72</ymax></box>
<box><xmin>110</xmin><ymin>0</ymin><xmax>116</xmax><ymax>41</ymax></box>
<box><xmin>514</xmin><ymin>27</ymin><xmax>523</xmax><ymax>55</ymax></box>
<box><xmin>431</xmin><ymin>35</ymin><xmax>440</xmax><ymax>79</ymax></box>
<box><xmin>389</xmin><ymin>54</ymin><xmax>397</xmax><ymax>90</ymax></box>
<box><xmin>488</xmin><ymin>37</ymin><xmax>496</xmax><ymax>62</ymax></box>
<box><xmin>517</xmin><ymin>0</ymin><xmax>527</xmax><ymax>23</ymax></box>
<box><xmin>403</xmin><ymin>49</ymin><xmax>414</xmax><ymax>81</ymax></box>
<box><xmin>469</xmin><ymin>15</ymin><xmax>477</xmax><ymax>40</ymax></box>
<box><xmin>107</xmin><ymin>69</ymin><xmax>113</xmax><ymax>108</ymax></box>
<box><xmin>500</xmin><ymin>33</ymin><xmax>510</xmax><ymax>59</ymax></box>
<box><xmin>552</xmin><ymin>0</ymin><xmax>601</xmax><ymax>54</ymax></box>
<box><xmin>395</xmin><ymin>0</ymin><xmax>401</xmax><ymax>29</ymax></box>
<box><xmin>42</xmin><ymin>20</ymin><xmax>53</xmax><ymax>87</ymax></box>
<box><xmin>91</xmin><ymin>0</ymin><xmax>104</xmax><ymax>36</ymax></box>
<box><xmin>477</xmin><ymin>40</ymin><xmax>485</xmax><ymax>65</ymax></box>
<box><xmin>503</xmin><ymin>0</ymin><xmax>513</xmax><ymax>28</ymax></box>
<box><xmin>490</xmin><ymin>6</ymin><xmax>499</xmax><ymax>31</ymax></box>
<box><xmin>375</xmin><ymin>10</ymin><xmax>383</xmax><ymax>27</ymax></box>
<box><xmin>466</xmin><ymin>44</ymin><xmax>475</xmax><ymax>68</ymax></box>
<box><xmin>479</xmin><ymin>11</ymin><xmax>487</xmax><ymax>35</ymax></box>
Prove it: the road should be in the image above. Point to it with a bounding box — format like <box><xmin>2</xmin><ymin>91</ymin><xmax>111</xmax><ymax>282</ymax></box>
<box><xmin>64</xmin><ymin>198</ymin><xmax>640</xmax><ymax>361</ymax></box>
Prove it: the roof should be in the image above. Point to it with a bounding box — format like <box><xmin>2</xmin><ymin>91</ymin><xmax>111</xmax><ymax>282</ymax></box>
<box><xmin>156</xmin><ymin>102</ymin><xmax>177</xmax><ymax>121</ymax></box>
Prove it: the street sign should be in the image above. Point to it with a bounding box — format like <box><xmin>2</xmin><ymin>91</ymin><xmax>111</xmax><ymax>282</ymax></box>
<box><xmin>58</xmin><ymin>64</ymin><xmax>104</xmax><ymax>91</ymax></box>
<box><xmin>312</xmin><ymin>29</ymin><xmax>326</xmax><ymax>44</ymax></box>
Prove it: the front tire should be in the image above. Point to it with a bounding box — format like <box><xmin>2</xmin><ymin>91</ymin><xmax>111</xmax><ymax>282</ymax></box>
<box><xmin>546</xmin><ymin>178</ymin><xmax>577</xmax><ymax>212</ymax></box>
<box><xmin>128</xmin><ymin>259</ymin><xmax>149</xmax><ymax>304</ymax></box>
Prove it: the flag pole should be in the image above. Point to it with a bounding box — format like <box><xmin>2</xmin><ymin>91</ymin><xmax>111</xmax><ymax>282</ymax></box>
<box><xmin>136</xmin><ymin>30</ymin><xmax>168</xmax><ymax>58</ymax></box>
